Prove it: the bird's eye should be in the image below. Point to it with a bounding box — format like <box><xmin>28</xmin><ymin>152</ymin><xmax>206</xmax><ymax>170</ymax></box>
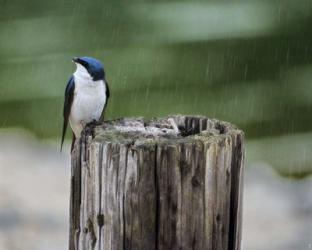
<box><xmin>81</xmin><ymin>61</ymin><xmax>89</xmax><ymax>69</ymax></box>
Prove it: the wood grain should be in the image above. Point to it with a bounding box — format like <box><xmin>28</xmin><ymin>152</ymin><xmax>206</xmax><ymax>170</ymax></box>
<box><xmin>69</xmin><ymin>115</ymin><xmax>244</xmax><ymax>250</ymax></box>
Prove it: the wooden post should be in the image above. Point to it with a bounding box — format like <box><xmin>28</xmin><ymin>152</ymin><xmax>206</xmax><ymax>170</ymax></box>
<box><xmin>69</xmin><ymin>115</ymin><xmax>244</xmax><ymax>250</ymax></box>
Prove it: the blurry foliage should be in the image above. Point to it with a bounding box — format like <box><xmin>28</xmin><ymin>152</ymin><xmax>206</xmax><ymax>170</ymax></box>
<box><xmin>1</xmin><ymin>0</ymin><xmax>312</xmax><ymax>175</ymax></box>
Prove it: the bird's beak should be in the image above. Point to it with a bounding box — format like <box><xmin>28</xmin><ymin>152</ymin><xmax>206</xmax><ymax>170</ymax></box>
<box><xmin>72</xmin><ymin>57</ymin><xmax>79</xmax><ymax>63</ymax></box>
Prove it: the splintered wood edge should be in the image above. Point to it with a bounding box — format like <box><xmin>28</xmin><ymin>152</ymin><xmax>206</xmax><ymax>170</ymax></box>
<box><xmin>90</xmin><ymin>115</ymin><xmax>243</xmax><ymax>147</ymax></box>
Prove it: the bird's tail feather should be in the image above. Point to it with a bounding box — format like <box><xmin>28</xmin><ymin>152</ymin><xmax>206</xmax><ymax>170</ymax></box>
<box><xmin>60</xmin><ymin>117</ymin><xmax>68</xmax><ymax>152</ymax></box>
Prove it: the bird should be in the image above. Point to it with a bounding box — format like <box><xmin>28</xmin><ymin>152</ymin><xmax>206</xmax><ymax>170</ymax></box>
<box><xmin>61</xmin><ymin>56</ymin><xmax>110</xmax><ymax>151</ymax></box>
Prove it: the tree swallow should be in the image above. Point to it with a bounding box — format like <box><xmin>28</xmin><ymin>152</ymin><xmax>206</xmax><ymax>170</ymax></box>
<box><xmin>61</xmin><ymin>56</ymin><xmax>110</xmax><ymax>151</ymax></box>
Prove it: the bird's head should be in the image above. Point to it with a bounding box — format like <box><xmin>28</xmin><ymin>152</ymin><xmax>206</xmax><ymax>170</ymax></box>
<box><xmin>73</xmin><ymin>56</ymin><xmax>105</xmax><ymax>81</ymax></box>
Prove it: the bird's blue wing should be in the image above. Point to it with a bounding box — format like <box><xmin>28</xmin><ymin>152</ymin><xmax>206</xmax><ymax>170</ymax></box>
<box><xmin>61</xmin><ymin>76</ymin><xmax>75</xmax><ymax>151</ymax></box>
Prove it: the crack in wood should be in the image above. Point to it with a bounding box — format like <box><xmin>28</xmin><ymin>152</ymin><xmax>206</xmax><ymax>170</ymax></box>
<box><xmin>86</xmin><ymin>218</ymin><xmax>97</xmax><ymax>249</ymax></box>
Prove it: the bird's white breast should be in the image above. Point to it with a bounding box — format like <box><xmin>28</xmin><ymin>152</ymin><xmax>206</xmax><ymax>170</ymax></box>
<box><xmin>69</xmin><ymin>75</ymin><xmax>106</xmax><ymax>138</ymax></box>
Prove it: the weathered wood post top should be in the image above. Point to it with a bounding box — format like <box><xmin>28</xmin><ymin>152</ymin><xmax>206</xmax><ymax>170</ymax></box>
<box><xmin>69</xmin><ymin>115</ymin><xmax>244</xmax><ymax>250</ymax></box>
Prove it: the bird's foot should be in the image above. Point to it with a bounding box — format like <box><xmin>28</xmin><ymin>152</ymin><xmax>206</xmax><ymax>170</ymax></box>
<box><xmin>84</xmin><ymin>120</ymin><xmax>100</xmax><ymax>137</ymax></box>
<box><xmin>89</xmin><ymin>119</ymin><xmax>102</xmax><ymax>126</ymax></box>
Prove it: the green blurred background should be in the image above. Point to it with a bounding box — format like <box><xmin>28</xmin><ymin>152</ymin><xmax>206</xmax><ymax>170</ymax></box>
<box><xmin>1</xmin><ymin>0</ymin><xmax>312</xmax><ymax>177</ymax></box>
